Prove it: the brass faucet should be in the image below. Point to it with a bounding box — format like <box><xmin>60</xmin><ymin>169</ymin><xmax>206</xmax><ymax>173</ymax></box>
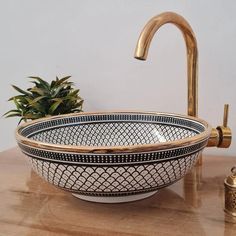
<box><xmin>134</xmin><ymin>11</ymin><xmax>231</xmax><ymax>149</ymax></box>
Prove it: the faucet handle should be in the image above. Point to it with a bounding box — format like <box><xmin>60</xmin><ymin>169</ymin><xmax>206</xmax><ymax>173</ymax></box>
<box><xmin>223</xmin><ymin>104</ymin><xmax>229</xmax><ymax>127</ymax></box>
<box><xmin>207</xmin><ymin>104</ymin><xmax>232</xmax><ymax>148</ymax></box>
<box><xmin>216</xmin><ymin>104</ymin><xmax>232</xmax><ymax>148</ymax></box>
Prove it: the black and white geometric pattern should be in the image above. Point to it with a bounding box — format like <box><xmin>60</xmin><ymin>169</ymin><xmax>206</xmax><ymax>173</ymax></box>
<box><xmin>30</xmin><ymin>122</ymin><xmax>196</xmax><ymax>146</ymax></box>
<box><xmin>30</xmin><ymin>152</ymin><xmax>200</xmax><ymax>196</ymax></box>
<box><xmin>17</xmin><ymin>112</ymin><xmax>209</xmax><ymax>197</ymax></box>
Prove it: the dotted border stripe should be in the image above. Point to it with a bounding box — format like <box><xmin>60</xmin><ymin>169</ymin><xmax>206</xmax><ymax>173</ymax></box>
<box><xmin>19</xmin><ymin>139</ymin><xmax>207</xmax><ymax>164</ymax></box>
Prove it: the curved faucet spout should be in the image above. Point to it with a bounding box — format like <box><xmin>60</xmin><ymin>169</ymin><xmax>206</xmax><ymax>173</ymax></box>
<box><xmin>134</xmin><ymin>12</ymin><xmax>198</xmax><ymax>117</ymax></box>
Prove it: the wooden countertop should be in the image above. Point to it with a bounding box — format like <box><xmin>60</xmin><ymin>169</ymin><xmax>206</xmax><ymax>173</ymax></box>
<box><xmin>0</xmin><ymin>148</ymin><xmax>236</xmax><ymax>236</ymax></box>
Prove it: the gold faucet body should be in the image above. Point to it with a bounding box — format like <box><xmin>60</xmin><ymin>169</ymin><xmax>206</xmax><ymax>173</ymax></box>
<box><xmin>134</xmin><ymin>12</ymin><xmax>231</xmax><ymax>149</ymax></box>
<box><xmin>135</xmin><ymin>12</ymin><xmax>198</xmax><ymax>117</ymax></box>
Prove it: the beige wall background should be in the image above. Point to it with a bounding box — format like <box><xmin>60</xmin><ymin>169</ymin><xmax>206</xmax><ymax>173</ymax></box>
<box><xmin>0</xmin><ymin>0</ymin><xmax>235</xmax><ymax>156</ymax></box>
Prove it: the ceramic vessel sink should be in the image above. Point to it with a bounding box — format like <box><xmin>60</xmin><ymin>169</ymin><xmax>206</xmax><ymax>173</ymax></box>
<box><xmin>16</xmin><ymin>112</ymin><xmax>211</xmax><ymax>203</ymax></box>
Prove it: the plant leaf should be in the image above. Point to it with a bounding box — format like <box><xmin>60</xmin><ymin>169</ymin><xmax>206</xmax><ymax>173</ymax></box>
<box><xmin>8</xmin><ymin>95</ymin><xmax>25</xmax><ymax>101</ymax></box>
<box><xmin>29</xmin><ymin>96</ymin><xmax>47</xmax><ymax>105</ymax></box>
<box><xmin>64</xmin><ymin>89</ymin><xmax>80</xmax><ymax>99</ymax></box>
<box><xmin>29</xmin><ymin>87</ymin><xmax>47</xmax><ymax>96</ymax></box>
<box><xmin>52</xmin><ymin>83</ymin><xmax>69</xmax><ymax>97</ymax></box>
<box><xmin>3</xmin><ymin>109</ymin><xmax>21</xmax><ymax>117</ymax></box>
<box><xmin>48</xmin><ymin>100</ymin><xmax>63</xmax><ymax>114</ymax></box>
<box><xmin>12</xmin><ymin>85</ymin><xmax>31</xmax><ymax>95</ymax></box>
<box><xmin>55</xmin><ymin>76</ymin><xmax>71</xmax><ymax>86</ymax></box>
<box><xmin>30</xmin><ymin>103</ymin><xmax>46</xmax><ymax>114</ymax></box>
<box><xmin>5</xmin><ymin>113</ymin><xmax>22</xmax><ymax>118</ymax></box>
<box><xmin>13</xmin><ymin>97</ymin><xmax>21</xmax><ymax>110</ymax></box>
<box><xmin>28</xmin><ymin>76</ymin><xmax>50</xmax><ymax>89</ymax></box>
<box><xmin>51</xmin><ymin>98</ymin><xmax>63</xmax><ymax>102</ymax></box>
<box><xmin>18</xmin><ymin>117</ymin><xmax>25</xmax><ymax>125</ymax></box>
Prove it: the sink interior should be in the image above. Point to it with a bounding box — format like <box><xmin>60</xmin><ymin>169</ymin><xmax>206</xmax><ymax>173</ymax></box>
<box><xmin>21</xmin><ymin>113</ymin><xmax>205</xmax><ymax>147</ymax></box>
<box><xmin>29</xmin><ymin>122</ymin><xmax>197</xmax><ymax>146</ymax></box>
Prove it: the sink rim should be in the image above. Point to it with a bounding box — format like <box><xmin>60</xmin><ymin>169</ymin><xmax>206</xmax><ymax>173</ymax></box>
<box><xmin>15</xmin><ymin>111</ymin><xmax>212</xmax><ymax>154</ymax></box>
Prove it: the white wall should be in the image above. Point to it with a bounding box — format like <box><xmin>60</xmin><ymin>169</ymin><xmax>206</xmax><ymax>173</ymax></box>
<box><xmin>0</xmin><ymin>0</ymin><xmax>235</xmax><ymax>156</ymax></box>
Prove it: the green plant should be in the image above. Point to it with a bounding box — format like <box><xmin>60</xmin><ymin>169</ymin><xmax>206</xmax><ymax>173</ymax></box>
<box><xmin>4</xmin><ymin>76</ymin><xmax>84</xmax><ymax>124</ymax></box>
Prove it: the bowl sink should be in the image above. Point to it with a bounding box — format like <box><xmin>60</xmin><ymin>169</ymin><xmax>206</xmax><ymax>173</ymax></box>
<box><xmin>16</xmin><ymin>112</ymin><xmax>211</xmax><ymax>203</ymax></box>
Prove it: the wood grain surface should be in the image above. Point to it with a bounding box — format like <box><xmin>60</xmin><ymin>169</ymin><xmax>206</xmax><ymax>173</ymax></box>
<box><xmin>0</xmin><ymin>148</ymin><xmax>236</xmax><ymax>236</ymax></box>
